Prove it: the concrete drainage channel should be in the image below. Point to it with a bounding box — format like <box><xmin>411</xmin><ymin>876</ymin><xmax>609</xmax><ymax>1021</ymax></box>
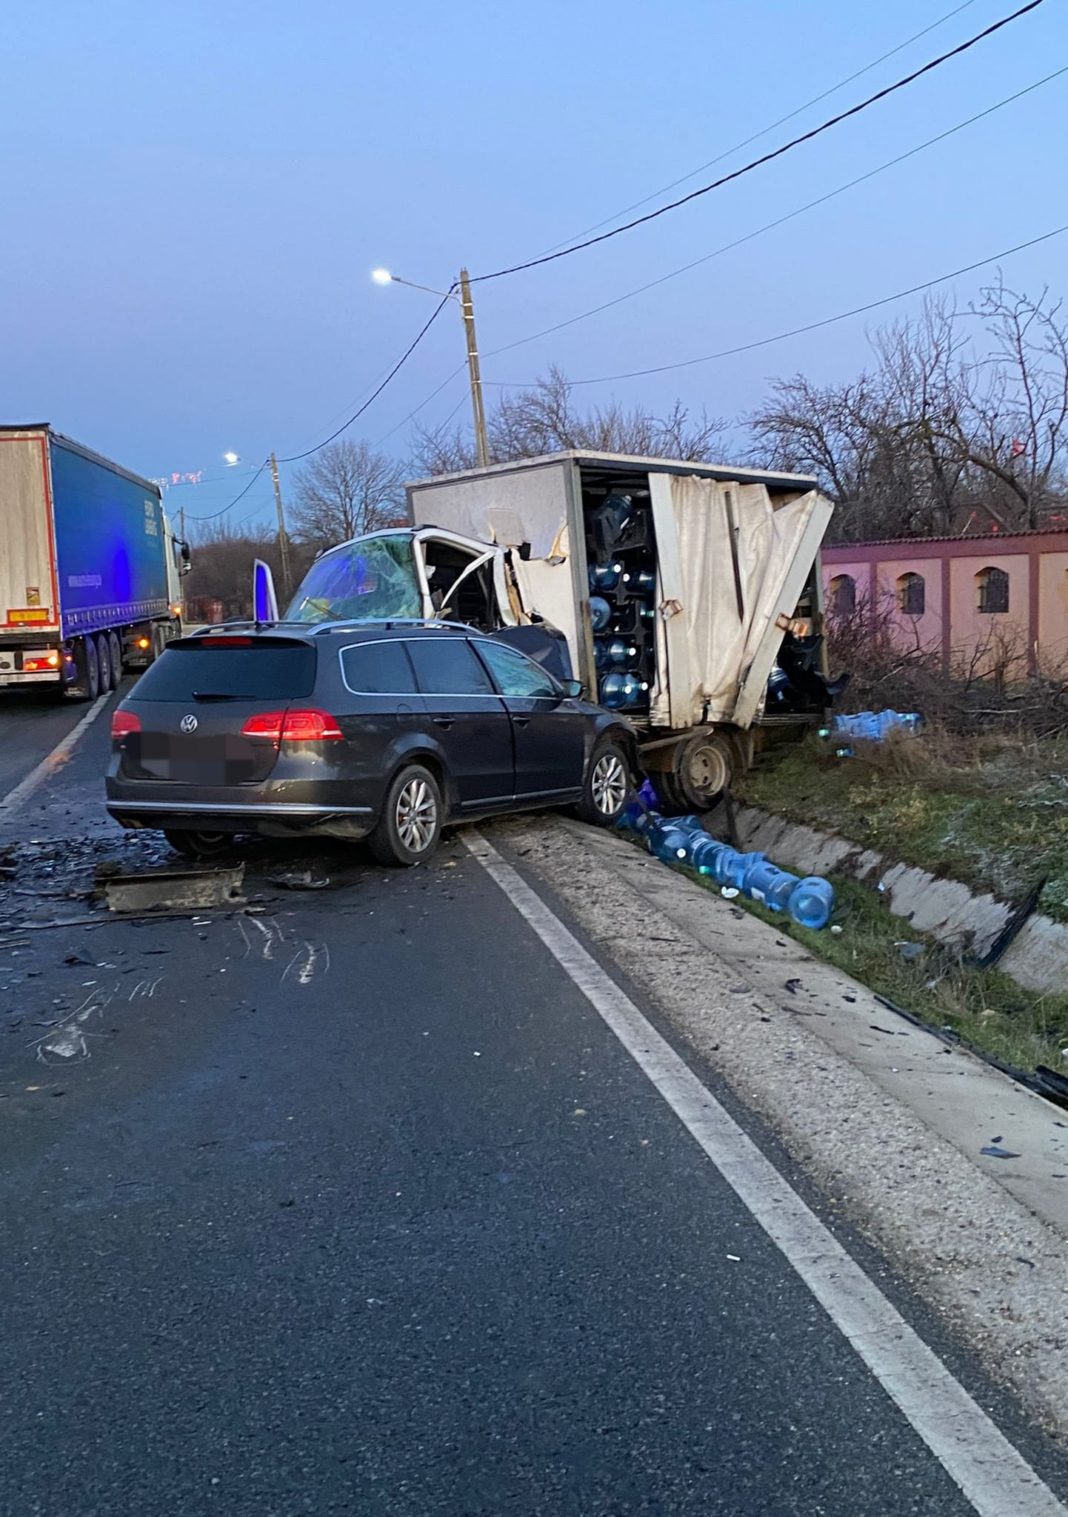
<box><xmin>714</xmin><ymin>800</ymin><xmax>1068</xmax><ymax>998</ymax></box>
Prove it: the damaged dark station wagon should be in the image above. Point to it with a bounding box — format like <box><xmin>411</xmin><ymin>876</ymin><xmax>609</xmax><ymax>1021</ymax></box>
<box><xmin>105</xmin><ymin>621</ymin><xmax>638</xmax><ymax>865</ymax></box>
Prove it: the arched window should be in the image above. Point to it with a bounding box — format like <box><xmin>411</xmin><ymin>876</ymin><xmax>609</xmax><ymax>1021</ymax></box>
<box><xmin>829</xmin><ymin>574</ymin><xmax>856</xmax><ymax>615</ymax></box>
<box><xmin>976</xmin><ymin>566</ymin><xmax>1009</xmax><ymax>614</ymax></box>
<box><xmin>897</xmin><ymin>572</ymin><xmax>925</xmax><ymax>616</ymax></box>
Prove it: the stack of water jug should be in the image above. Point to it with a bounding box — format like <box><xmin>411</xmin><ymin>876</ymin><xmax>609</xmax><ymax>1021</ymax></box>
<box><xmin>587</xmin><ymin>494</ymin><xmax>658</xmax><ymax>713</ymax></box>
<box><xmin>619</xmin><ymin>793</ymin><xmax>835</xmax><ymax>931</ymax></box>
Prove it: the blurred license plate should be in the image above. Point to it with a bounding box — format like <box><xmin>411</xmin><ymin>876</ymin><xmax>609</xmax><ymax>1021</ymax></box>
<box><xmin>138</xmin><ymin>735</ymin><xmax>262</xmax><ymax>783</ymax></box>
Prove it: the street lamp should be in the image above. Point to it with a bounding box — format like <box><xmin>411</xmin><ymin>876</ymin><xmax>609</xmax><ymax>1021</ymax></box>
<box><xmin>372</xmin><ymin>266</ymin><xmax>489</xmax><ymax>467</ymax></box>
<box><xmin>223</xmin><ymin>451</ymin><xmax>241</xmax><ymax>466</ymax></box>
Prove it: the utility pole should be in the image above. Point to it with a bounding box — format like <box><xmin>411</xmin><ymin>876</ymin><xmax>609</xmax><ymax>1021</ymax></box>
<box><xmin>269</xmin><ymin>452</ymin><xmax>293</xmax><ymax>602</ymax></box>
<box><xmin>458</xmin><ymin>268</ymin><xmax>490</xmax><ymax>468</ymax></box>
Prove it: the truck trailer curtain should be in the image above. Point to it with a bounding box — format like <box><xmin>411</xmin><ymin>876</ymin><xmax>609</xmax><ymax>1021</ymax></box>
<box><xmin>659</xmin><ymin>477</ymin><xmax>822</xmax><ymax>727</ymax></box>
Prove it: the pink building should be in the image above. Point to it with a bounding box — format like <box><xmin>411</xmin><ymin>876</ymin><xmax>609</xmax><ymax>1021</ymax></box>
<box><xmin>821</xmin><ymin>529</ymin><xmax>1068</xmax><ymax>677</ymax></box>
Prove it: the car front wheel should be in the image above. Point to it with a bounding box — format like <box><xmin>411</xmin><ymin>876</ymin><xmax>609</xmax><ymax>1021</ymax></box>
<box><xmin>575</xmin><ymin>740</ymin><xmax>630</xmax><ymax>827</ymax></box>
<box><xmin>369</xmin><ymin>764</ymin><xmax>443</xmax><ymax>867</ymax></box>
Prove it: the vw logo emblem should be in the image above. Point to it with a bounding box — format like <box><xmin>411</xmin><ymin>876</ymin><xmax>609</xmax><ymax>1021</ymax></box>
<box><xmin>179</xmin><ymin>714</ymin><xmax>199</xmax><ymax>734</ymax></box>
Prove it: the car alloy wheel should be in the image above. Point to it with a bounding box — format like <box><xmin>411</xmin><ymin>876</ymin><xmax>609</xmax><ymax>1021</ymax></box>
<box><xmin>591</xmin><ymin>750</ymin><xmax>627</xmax><ymax>816</ymax></box>
<box><xmin>395</xmin><ymin>775</ymin><xmax>437</xmax><ymax>853</ymax></box>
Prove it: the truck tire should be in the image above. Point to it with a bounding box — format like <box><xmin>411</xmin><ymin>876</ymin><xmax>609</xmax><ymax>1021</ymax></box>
<box><xmin>674</xmin><ymin>730</ymin><xmax>735</xmax><ymax>812</ymax></box>
<box><xmin>96</xmin><ymin>634</ymin><xmax>113</xmax><ymax>694</ymax></box>
<box><xmin>108</xmin><ymin>631</ymin><xmax>123</xmax><ymax>683</ymax></box>
<box><xmin>70</xmin><ymin>636</ymin><xmax>100</xmax><ymax>701</ymax></box>
<box><xmin>369</xmin><ymin>764</ymin><xmax>442</xmax><ymax>867</ymax></box>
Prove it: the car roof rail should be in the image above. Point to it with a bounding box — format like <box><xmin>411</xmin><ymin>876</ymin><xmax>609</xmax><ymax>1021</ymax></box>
<box><xmin>307</xmin><ymin>617</ymin><xmax>473</xmax><ymax>636</ymax></box>
<box><xmin>186</xmin><ymin>619</ymin><xmax>313</xmax><ymax>637</ymax></box>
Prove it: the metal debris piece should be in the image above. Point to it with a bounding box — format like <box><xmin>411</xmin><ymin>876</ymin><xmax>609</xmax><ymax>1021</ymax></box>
<box><xmin>99</xmin><ymin>864</ymin><xmax>246</xmax><ymax>915</ymax></box>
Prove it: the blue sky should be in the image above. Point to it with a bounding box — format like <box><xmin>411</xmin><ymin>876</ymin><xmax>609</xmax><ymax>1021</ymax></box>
<box><xmin>2</xmin><ymin>0</ymin><xmax>1065</xmax><ymax>530</ymax></box>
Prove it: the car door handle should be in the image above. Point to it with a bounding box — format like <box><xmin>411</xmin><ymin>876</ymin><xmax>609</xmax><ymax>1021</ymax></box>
<box><xmin>432</xmin><ymin>717</ymin><xmax>454</xmax><ymax>729</ymax></box>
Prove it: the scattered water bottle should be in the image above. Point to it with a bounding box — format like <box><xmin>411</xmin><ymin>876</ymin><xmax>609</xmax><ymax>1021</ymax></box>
<box><xmin>689</xmin><ymin>835</ymin><xmax>726</xmax><ymax>875</ymax></box>
<box><xmin>745</xmin><ymin>858</ymin><xmax>800</xmax><ymax>912</ymax></box>
<box><xmin>832</xmin><ymin>710</ymin><xmax>922</xmax><ymax>742</ymax></box>
<box><xmin>787</xmin><ymin>876</ymin><xmax>836</xmax><ymax>931</ymax></box>
<box><xmin>590</xmin><ymin>596</ymin><xmax>613</xmax><ymax>631</ymax></box>
<box><xmin>600</xmin><ymin>671</ymin><xmax>650</xmax><ymax>709</ymax></box>
<box><xmin>647</xmin><ymin>819</ymin><xmax>695</xmax><ymax>864</ymax></box>
<box><xmin>589</xmin><ymin>561</ymin><xmax>623</xmax><ymax>592</ymax></box>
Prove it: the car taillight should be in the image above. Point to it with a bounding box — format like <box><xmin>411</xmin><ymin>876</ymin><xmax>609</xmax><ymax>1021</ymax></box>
<box><xmin>111</xmin><ymin>710</ymin><xmax>142</xmax><ymax>740</ymax></box>
<box><xmin>281</xmin><ymin>709</ymin><xmax>343</xmax><ymax>742</ymax></box>
<box><xmin>242</xmin><ymin>711</ymin><xmax>285</xmax><ymax>742</ymax></box>
<box><xmin>241</xmin><ymin>709</ymin><xmax>342</xmax><ymax>744</ymax></box>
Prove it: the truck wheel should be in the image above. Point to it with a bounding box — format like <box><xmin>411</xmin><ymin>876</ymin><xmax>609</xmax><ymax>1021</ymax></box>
<box><xmin>575</xmin><ymin>740</ymin><xmax>629</xmax><ymax>826</ymax></box>
<box><xmin>69</xmin><ymin>637</ymin><xmax>100</xmax><ymax>701</ymax></box>
<box><xmin>369</xmin><ymin>764</ymin><xmax>442</xmax><ymax>867</ymax></box>
<box><xmin>108</xmin><ymin>631</ymin><xmax>123</xmax><ymax>683</ymax></box>
<box><xmin>675</xmin><ymin>730</ymin><xmax>734</xmax><ymax>811</ymax></box>
<box><xmin>96</xmin><ymin>634</ymin><xmax>113</xmax><ymax>694</ymax></box>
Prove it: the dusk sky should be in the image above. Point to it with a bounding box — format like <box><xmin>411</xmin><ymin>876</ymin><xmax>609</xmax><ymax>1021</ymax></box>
<box><xmin>3</xmin><ymin>0</ymin><xmax>1065</xmax><ymax>530</ymax></box>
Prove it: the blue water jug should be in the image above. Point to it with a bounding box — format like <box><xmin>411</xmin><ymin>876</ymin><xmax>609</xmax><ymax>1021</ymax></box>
<box><xmin>689</xmin><ymin>835</ymin><xmax>726</xmax><ymax>875</ymax></box>
<box><xmin>589</xmin><ymin>562</ymin><xmax>623</xmax><ymax>592</ymax></box>
<box><xmin>618</xmin><ymin>798</ymin><xmax>655</xmax><ymax>836</ymax></box>
<box><xmin>745</xmin><ymin>858</ymin><xmax>799</xmax><ymax>912</ymax></box>
<box><xmin>707</xmin><ymin>844</ymin><xmax>744</xmax><ymax>885</ymax></box>
<box><xmin>788</xmin><ymin>876</ymin><xmax>835</xmax><ymax>931</ymax></box>
<box><xmin>725</xmin><ymin>849</ymin><xmax>766</xmax><ymax>890</ymax></box>
<box><xmin>594</xmin><ymin>636</ymin><xmax>638</xmax><ymax>669</ymax></box>
<box><xmin>647</xmin><ymin>820</ymin><xmax>694</xmax><ymax>864</ymax></box>
<box><xmin>622</xmin><ymin>567</ymin><xmax>656</xmax><ymax>594</ymax></box>
<box><xmin>599</xmin><ymin>671</ymin><xmax>649</xmax><ymax>709</ymax></box>
<box><xmin>590</xmin><ymin>596</ymin><xmax>612</xmax><ymax>631</ymax></box>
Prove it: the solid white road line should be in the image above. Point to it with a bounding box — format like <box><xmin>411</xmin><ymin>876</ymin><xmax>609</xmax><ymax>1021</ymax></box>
<box><xmin>467</xmin><ymin>831</ymin><xmax>1067</xmax><ymax>1517</ymax></box>
<box><xmin>0</xmin><ymin>694</ymin><xmax>111</xmax><ymax>810</ymax></box>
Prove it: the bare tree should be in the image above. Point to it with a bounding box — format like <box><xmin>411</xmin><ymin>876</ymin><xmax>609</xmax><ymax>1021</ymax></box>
<box><xmin>291</xmin><ymin>440</ymin><xmax>408</xmax><ymax>550</ymax></box>
<box><xmin>184</xmin><ymin>521</ymin><xmax>315</xmax><ymax>621</ymax></box>
<box><xmin>750</xmin><ymin>279</ymin><xmax>1068</xmax><ymax>541</ymax></box>
<box><xmin>411</xmin><ymin>366</ymin><xmax>727</xmax><ymax>476</ymax></box>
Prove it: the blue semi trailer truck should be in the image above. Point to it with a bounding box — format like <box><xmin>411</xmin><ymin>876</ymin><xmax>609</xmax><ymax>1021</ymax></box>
<box><xmin>0</xmin><ymin>424</ymin><xmax>190</xmax><ymax>697</ymax></box>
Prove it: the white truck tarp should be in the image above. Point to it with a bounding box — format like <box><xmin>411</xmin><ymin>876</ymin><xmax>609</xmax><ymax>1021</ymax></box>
<box><xmin>650</xmin><ymin>475</ymin><xmax>830</xmax><ymax>729</ymax></box>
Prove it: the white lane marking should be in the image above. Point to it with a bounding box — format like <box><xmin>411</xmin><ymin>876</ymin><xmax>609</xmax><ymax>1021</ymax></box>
<box><xmin>0</xmin><ymin>694</ymin><xmax>111</xmax><ymax>809</ymax></box>
<box><xmin>466</xmin><ymin>832</ymin><xmax>1067</xmax><ymax>1517</ymax></box>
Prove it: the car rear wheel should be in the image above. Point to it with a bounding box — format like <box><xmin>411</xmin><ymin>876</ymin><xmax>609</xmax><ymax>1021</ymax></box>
<box><xmin>575</xmin><ymin>740</ymin><xmax>630</xmax><ymax>827</ymax></box>
<box><xmin>369</xmin><ymin>764</ymin><xmax>442</xmax><ymax>867</ymax></box>
<box><xmin>163</xmin><ymin>829</ymin><xmax>235</xmax><ymax>860</ymax></box>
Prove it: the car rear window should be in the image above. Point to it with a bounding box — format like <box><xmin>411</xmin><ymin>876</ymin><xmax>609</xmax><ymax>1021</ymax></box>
<box><xmin>132</xmin><ymin>641</ymin><xmax>316</xmax><ymax>701</ymax></box>
<box><xmin>340</xmin><ymin>640</ymin><xmax>418</xmax><ymax>694</ymax></box>
<box><xmin>406</xmin><ymin>638</ymin><xmax>494</xmax><ymax>696</ymax></box>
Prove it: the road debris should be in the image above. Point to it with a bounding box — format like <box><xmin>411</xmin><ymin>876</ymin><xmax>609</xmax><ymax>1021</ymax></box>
<box><xmin>99</xmin><ymin>863</ymin><xmax>246</xmax><ymax>914</ymax></box>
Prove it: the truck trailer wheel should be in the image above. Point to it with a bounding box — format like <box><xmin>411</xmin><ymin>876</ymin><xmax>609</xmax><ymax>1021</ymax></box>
<box><xmin>108</xmin><ymin>631</ymin><xmax>123</xmax><ymax>684</ymax></box>
<box><xmin>69</xmin><ymin>637</ymin><xmax>100</xmax><ymax>701</ymax></box>
<box><xmin>674</xmin><ymin>730</ymin><xmax>735</xmax><ymax>812</ymax></box>
<box><xmin>95</xmin><ymin>634</ymin><xmax>113</xmax><ymax>694</ymax></box>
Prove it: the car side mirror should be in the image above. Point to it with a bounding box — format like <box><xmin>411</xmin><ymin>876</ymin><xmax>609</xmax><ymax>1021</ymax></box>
<box><xmin>563</xmin><ymin>678</ymin><xmax>584</xmax><ymax>698</ymax></box>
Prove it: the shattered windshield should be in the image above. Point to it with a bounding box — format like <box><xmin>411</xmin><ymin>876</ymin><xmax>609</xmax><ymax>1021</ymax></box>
<box><xmin>285</xmin><ymin>535</ymin><xmax>422</xmax><ymax>624</ymax></box>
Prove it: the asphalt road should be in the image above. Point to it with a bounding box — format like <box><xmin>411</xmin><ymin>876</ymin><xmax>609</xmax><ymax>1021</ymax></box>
<box><xmin>0</xmin><ymin>684</ymin><xmax>92</xmax><ymax>799</ymax></box>
<box><xmin>0</xmin><ymin>700</ymin><xmax>1052</xmax><ymax>1515</ymax></box>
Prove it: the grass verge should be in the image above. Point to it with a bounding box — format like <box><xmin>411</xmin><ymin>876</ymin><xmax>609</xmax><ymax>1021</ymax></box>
<box><xmin>740</xmin><ymin>731</ymin><xmax>1068</xmax><ymax>923</ymax></box>
<box><xmin>687</xmin><ymin>864</ymin><xmax>1068</xmax><ymax>1078</ymax></box>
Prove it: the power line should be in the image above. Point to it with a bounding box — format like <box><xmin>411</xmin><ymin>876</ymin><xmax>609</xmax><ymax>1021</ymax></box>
<box><xmin>276</xmin><ymin>295</ymin><xmax>451</xmax><ymax>463</ymax></box>
<box><xmin>471</xmin><ymin>0</ymin><xmax>1047</xmax><ymax>284</ymax></box>
<box><xmin>373</xmin><ymin>362</ymin><xmax>469</xmax><ymax>447</ymax></box>
<box><xmin>537</xmin><ymin>0</ymin><xmax>979</xmax><ymax>256</ymax></box>
<box><xmin>485</xmin><ymin>224</ymin><xmax>1068</xmax><ymax>389</ymax></box>
<box><xmin>485</xmin><ymin>65</ymin><xmax>1068</xmax><ymax>361</ymax></box>
<box><xmin>184</xmin><ymin>459</ymin><xmax>270</xmax><ymax>522</ymax></box>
